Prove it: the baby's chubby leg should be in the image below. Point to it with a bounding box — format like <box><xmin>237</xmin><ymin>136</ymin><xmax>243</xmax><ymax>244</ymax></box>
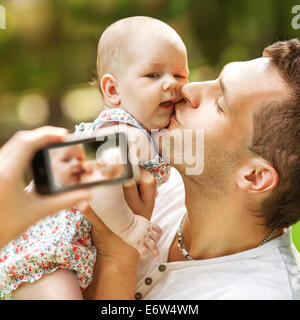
<box><xmin>14</xmin><ymin>269</ymin><xmax>83</xmax><ymax>300</ymax></box>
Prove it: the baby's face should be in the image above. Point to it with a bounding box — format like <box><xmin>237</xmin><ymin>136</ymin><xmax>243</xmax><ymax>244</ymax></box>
<box><xmin>117</xmin><ymin>35</ymin><xmax>189</xmax><ymax>131</ymax></box>
<box><xmin>50</xmin><ymin>144</ymin><xmax>85</xmax><ymax>186</ymax></box>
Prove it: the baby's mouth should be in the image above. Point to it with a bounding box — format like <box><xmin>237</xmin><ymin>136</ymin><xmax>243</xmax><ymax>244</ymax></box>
<box><xmin>159</xmin><ymin>99</ymin><xmax>181</xmax><ymax>113</ymax></box>
<box><xmin>159</xmin><ymin>101</ymin><xmax>174</xmax><ymax>108</ymax></box>
<box><xmin>160</xmin><ymin>97</ymin><xmax>184</xmax><ymax>109</ymax></box>
<box><xmin>71</xmin><ymin>172</ymin><xmax>81</xmax><ymax>183</ymax></box>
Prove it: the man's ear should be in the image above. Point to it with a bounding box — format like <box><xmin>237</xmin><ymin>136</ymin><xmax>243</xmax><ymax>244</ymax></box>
<box><xmin>100</xmin><ymin>74</ymin><xmax>121</xmax><ymax>106</ymax></box>
<box><xmin>237</xmin><ymin>158</ymin><xmax>278</xmax><ymax>193</ymax></box>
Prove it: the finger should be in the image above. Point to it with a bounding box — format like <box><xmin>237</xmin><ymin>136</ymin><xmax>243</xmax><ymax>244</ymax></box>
<box><xmin>144</xmin><ymin>237</ymin><xmax>159</xmax><ymax>258</ymax></box>
<box><xmin>137</xmin><ymin>169</ymin><xmax>156</xmax><ymax>202</ymax></box>
<box><xmin>136</xmin><ymin>169</ymin><xmax>156</xmax><ymax>218</ymax></box>
<box><xmin>123</xmin><ymin>182</ymin><xmax>142</xmax><ymax>214</ymax></box>
<box><xmin>151</xmin><ymin>223</ymin><xmax>163</xmax><ymax>239</ymax></box>
<box><xmin>138</xmin><ymin>245</ymin><xmax>149</xmax><ymax>260</ymax></box>
<box><xmin>34</xmin><ymin>189</ymin><xmax>91</xmax><ymax>218</ymax></box>
<box><xmin>123</xmin><ymin>169</ymin><xmax>156</xmax><ymax>217</ymax></box>
<box><xmin>3</xmin><ymin>127</ymin><xmax>68</xmax><ymax>175</ymax></box>
<box><xmin>148</xmin><ymin>226</ymin><xmax>163</xmax><ymax>243</ymax></box>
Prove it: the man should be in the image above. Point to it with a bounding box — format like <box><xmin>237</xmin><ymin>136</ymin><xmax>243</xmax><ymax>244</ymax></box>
<box><xmin>86</xmin><ymin>39</ymin><xmax>300</xmax><ymax>299</ymax></box>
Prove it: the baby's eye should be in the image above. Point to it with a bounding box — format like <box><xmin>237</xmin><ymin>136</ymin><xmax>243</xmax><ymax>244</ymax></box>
<box><xmin>174</xmin><ymin>74</ymin><xmax>185</xmax><ymax>79</ymax></box>
<box><xmin>146</xmin><ymin>73</ymin><xmax>159</xmax><ymax>78</ymax></box>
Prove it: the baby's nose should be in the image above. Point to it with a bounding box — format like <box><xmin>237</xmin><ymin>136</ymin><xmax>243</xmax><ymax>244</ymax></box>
<box><xmin>162</xmin><ymin>75</ymin><xmax>178</xmax><ymax>91</ymax></box>
<box><xmin>71</xmin><ymin>158</ymin><xmax>83</xmax><ymax>168</ymax></box>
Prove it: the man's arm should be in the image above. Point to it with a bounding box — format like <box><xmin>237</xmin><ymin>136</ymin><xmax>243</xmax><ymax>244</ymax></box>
<box><xmin>81</xmin><ymin>204</ymin><xmax>139</xmax><ymax>300</ymax></box>
<box><xmin>84</xmin><ymin>252</ymin><xmax>139</xmax><ymax>300</ymax></box>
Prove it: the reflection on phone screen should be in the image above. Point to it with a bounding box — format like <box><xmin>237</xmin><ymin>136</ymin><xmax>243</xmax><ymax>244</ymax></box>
<box><xmin>48</xmin><ymin>138</ymin><xmax>126</xmax><ymax>191</ymax></box>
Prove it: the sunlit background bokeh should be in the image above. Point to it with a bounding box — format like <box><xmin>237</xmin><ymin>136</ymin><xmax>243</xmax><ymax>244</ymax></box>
<box><xmin>1</xmin><ymin>0</ymin><xmax>300</xmax><ymax>248</ymax></box>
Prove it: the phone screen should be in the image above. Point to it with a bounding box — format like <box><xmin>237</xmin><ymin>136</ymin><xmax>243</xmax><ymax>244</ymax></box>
<box><xmin>33</xmin><ymin>133</ymin><xmax>134</xmax><ymax>194</ymax></box>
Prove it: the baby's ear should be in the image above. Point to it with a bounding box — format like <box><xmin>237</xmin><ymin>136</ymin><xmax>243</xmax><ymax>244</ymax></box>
<box><xmin>100</xmin><ymin>74</ymin><xmax>121</xmax><ymax>106</ymax></box>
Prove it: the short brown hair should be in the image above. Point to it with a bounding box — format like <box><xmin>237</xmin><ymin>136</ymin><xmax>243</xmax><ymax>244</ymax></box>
<box><xmin>249</xmin><ymin>39</ymin><xmax>300</xmax><ymax>229</ymax></box>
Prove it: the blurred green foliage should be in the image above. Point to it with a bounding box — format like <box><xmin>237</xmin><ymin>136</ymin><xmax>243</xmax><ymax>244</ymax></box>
<box><xmin>0</xmin><ymin>0</ymin><xmax>299</xmax><ymax>141</ymax></box>
<box><xmin>1</xmin><ymin>0</ymin><xmax>300</xmax><ymax>246</ymax></box>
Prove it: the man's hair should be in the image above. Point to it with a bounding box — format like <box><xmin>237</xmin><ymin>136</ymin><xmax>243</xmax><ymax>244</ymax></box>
<box><xmin>96</xmin><ymin>16</ymin><xmax>186</xmax><ymax>95</ymax></box>
<box><xmin>249</xmin><ymin>39</ymin><xmax>300</xmax><ymax>229</ymax></box>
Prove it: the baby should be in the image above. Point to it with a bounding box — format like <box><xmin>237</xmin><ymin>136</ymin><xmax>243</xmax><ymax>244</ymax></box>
<box><xmin>49</xmin><ymin>144</ymin><xmax>86</xmax><ymax>188</ymax></box>
<box><xmin>0</xmin><ymin>16</ymin><xmax>189</xmax><ymax>299</ymax></box>
<box><xmin>75</xmin><ymin>15</ymin><xmax>189</xmax><ymax>256</ymax></box>
<box><xmin>49</xmin><ymin>144</ymin><xmax>123</xmax><ymax>188</ymax></box>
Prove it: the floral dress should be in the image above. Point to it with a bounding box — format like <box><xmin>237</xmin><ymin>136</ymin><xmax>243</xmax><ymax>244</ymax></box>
<box><xmin>0</xmin><ymin>207</ymin><xmax>96</xmax><ymax>299</ymax></box>
<box><xmin>0</xmin><ymin>107</ymin><xmax>170</xmax><ymax>299</ymax></box>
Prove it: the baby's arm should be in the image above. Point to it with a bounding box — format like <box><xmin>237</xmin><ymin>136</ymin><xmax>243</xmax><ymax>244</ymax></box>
<box><xmin>88</xmin><ymin>124</ymin><xmax>162</xmax><ymax>259</ymax></box>
<box><xmin>88</xmin><ymin>179</ymin><xmax>161</xmax><ymax>259</ymax></box>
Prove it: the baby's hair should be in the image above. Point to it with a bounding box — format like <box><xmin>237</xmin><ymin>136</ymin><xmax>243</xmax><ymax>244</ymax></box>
<box><xmin>96</xmin><ymin>16</ymin><xmax>186</xmax><ymax>95</ymax></box>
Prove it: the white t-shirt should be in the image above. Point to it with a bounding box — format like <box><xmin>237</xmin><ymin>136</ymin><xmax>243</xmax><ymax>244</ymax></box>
<box><xmin>135</xmin><ymin>168</ymin><xmax>300</xmax><ymax>300</ymax></box>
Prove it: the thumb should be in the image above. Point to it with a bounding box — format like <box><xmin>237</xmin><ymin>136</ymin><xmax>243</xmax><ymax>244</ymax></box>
<box><xmin>77</xmin><ymin>202</ymin><xmax>99</xmax><ymax>226</ymax></box>
<box><xmin>137</xmin><ymin>169</ymin><xmax>156</xmax><ymax>205</ymax></box>
<box><xmin>123</xmin><ymin>182</ymin><xmax>141</xmax><ymax>214</ymax></box>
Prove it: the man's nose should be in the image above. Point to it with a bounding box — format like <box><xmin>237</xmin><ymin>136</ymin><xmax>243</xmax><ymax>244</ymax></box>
<box><xmin>162</xmin><ymin>75</ymin><xmax>178</xmax><ymax>91</ymax></box>
<box><xmin>181</xmin><ymin>82</ymin><xmax>203</xmax><ymax>108</ymax></box>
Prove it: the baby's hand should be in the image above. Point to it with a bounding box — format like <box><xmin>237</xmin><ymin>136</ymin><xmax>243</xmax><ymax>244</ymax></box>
<box><xmin>119</xmin><ymin>215</ymin><xmax>162</xmax><ymax>259</ymax></box>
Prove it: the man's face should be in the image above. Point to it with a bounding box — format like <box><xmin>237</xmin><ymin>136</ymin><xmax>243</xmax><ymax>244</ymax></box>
<box><xmin>165</xmin><ymin>57</ymin><xmax>290</xmax><ymax>188</ymax></box>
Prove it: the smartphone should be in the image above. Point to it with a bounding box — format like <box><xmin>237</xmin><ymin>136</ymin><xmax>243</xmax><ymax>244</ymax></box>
<box><xmin>31</xmin><ymin>132</ymin><xmax>137</xmax><ymax>195</ymax></box>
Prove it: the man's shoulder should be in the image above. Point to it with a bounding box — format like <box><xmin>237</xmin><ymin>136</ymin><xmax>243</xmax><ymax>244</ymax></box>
<box><xmin>278</xmin><ymin>237</ymin><xmax>300</xmax><ymax>299</ymax></box>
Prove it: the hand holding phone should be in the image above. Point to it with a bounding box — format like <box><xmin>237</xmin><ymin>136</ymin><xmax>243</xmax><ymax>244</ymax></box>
<box><xmin>32</xmin><ymin>132</ymin><xmax>138</xmax><ymax>195</ymax></box>
<box><xmin>0</xmin><ymin>126</ymin><xmax>92</xmax><ymax>247</ymax></box>
<box><xmin>31</xmin><ymin>128</ymin><xmax>161</xmax><ymax>260</ymax></box>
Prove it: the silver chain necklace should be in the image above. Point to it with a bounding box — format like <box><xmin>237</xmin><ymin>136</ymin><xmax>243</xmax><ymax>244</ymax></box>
<box><xmin>177</xmin><ymin>214</ymin><xmax>277</xmax><ymax>261</ymax></box>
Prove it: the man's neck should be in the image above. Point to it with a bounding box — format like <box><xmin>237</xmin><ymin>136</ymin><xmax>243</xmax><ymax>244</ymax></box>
<box><xmin>168</xmin><ymin>174</ymin><xmax>282</xmax><ymax>262</ymax></box>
